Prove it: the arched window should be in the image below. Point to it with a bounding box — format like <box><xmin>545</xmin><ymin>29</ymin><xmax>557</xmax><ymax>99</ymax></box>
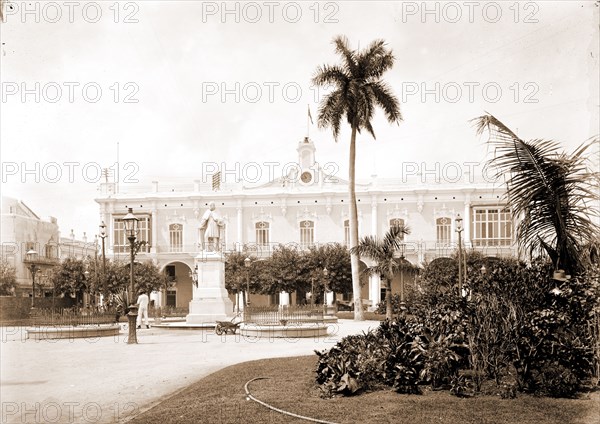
<box><xmin>255</xmin><ymin>221</ymin><xmax>270</xmax><ymax>248</ymax></box>
<box><xmin>169</xmin><ymin>224</ymin><xmax>183</xmax><ymax>252</ymax></box>
<box><xmin>436</xmin><ymin>217</ymin><xmax>451</xmax><ymax>246</ymax></box>
<box><xmin>343</xmin><ymin>219</ymin><xmax>350</xmax><ymax>246</ymax></box>
<box><xmin>299</xmin><ymin>220</ymin><xmax>314</xmax><ymax>248</ymax></box>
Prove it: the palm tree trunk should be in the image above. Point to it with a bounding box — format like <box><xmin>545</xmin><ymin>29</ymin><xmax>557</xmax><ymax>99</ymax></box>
<box><xmin>385</xmin><ymin>277</ymin><xmax>392</xmax><ymax>321</ymax></box>
<box><xmin>349</xmin><ymin>122</ymin><xmax>364</xmax><ymax>320</ymax></box>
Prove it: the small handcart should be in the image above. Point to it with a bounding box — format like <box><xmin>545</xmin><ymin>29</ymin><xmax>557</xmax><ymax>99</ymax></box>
<box><xmin>215</xmin><ymin>316</ymin><xmax>243</xmax><ymax>335</ymax></box>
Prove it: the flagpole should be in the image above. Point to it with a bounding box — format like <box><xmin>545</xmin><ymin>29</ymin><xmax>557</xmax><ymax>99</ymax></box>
<box><xmin>307</xmin><ymin>104</ymin><xmax>310</xmax><ymax>138</ymax></box>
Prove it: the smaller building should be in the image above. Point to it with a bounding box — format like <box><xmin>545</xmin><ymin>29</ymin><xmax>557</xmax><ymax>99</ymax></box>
<box><xmin>1</xmin><ymin>196</ymin><xmax>60</xmax><ymax>298</ymax></box>
<box><xmin>1</xmin><ymin>197</ymin><xmax>97</xmax><ymax>300</ymax></box>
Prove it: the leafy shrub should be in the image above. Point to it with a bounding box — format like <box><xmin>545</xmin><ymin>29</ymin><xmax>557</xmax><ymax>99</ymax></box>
<box><xmin>317</xmin><ymin>304</ymin><xmax>480</xmax><ymax>397</ymax></box>
<box><xmin>375</xmin><ymin>293</ymin><xmax>401</xmax><ymax>315</ymax></box>
<box><xmin>316</xmin><ymin>318</ymin><xmax>461</xmax><ymax>396</ymax></box>
<box><xmin>315</xmin><ymin>332</ymin><xmax>388</xmax><ymax>397</ymax></box>
<box><xmin>316</xmin><ymin>254</ymin><xmax>599</xmax><ymax>399</ymax></box>
<box><xmin>450</xmin><ymin>375</ymin><xmax>471</xmax><ymax>398</ymax></box>
<box><xmin>376</xmin><ymin>319</ymin><xmax>424</xmax><ymax>393</ymax></box>
<box><xmin>530</xmin><ymin>364</ymin><xmax>580</xmax><ymax>398</ymax></box>
<box><xmin>414</xmin><ymin>332</ymin><xmax>462</xmax><ymax>388</ymax></box>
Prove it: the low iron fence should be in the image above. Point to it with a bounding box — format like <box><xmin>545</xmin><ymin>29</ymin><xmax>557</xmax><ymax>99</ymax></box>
<box><xmin>244</xmin><ymin>304</ymin><xmax>325</xmax><ymax>325</ymax></box>
<box><xmin>150</xmin><ymin>306</ymin><xmax>189</xmax><ymax>318</ymax></box>
<box><xmin>30</xmin><ymin>307</ymin><xmax>118</xmax><ymax>326</ymax></box>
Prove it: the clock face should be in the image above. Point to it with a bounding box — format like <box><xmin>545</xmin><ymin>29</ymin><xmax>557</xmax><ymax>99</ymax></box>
<box><xmin>300</xmin><ymin>171</ymin><xmax>313</xmax><ymax>184</ymax></box>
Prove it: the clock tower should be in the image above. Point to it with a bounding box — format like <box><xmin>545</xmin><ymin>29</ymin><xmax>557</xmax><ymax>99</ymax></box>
<box><xmin>297</xmin><ymin>136</ymin><xmax>316</xmax><ymax>185</ymax></box>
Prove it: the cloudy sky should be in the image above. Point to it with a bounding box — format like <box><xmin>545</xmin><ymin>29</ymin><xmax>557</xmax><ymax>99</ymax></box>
<box><xmin>1</xmin><ymin>0</ymin><xmax>598</xmax><ymax>240</ymax></box>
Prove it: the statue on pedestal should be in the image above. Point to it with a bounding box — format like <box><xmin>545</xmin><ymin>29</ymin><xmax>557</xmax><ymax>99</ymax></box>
<box><xmin>199</xmin><ymin>201</ymin><xmax>224</xmax><ymax>252</ymax></box>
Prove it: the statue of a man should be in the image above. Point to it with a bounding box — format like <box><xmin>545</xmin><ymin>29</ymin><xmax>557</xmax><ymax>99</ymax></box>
<box><xmin>199</xmin><ymin>201</ymin><xmax>224</xmax><ymax>252</ymax></box>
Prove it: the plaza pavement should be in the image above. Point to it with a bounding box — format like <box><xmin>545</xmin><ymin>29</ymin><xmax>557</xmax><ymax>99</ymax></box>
<box><xmin>0</xmin><ymin>320</ymin><xmax>379</xmax><ymax>424</ymax></box>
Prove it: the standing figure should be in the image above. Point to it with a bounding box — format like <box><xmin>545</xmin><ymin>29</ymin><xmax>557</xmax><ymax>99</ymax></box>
<box><xmin>136</xmin><ymin>290</ymin><xmax>150</xmax><ymax>329</ymax></box>
<box><xmin>199</xmin><ymin>201</ymin><xmax>224</xmax><ymax>252</ymax></box>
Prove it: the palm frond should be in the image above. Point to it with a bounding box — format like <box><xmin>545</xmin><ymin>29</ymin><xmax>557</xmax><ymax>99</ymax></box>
<box><xmin>332</xmin><ymin>35</ymin><xmax>358</xmax><ymax>76</ymax></box>
<box><xmin>312</xmin><ymin>64</ymin><xmax>348</xmax><ymax>87</ymax></box>
<box><xmin>360</xmin><ymin>39</ymin><xmax>395</xmax><ymax>80</ymax></box>
<box><xmin>317</xmin><ymin>90</ymin><xmax>345</xmax><ymax>140</ymax></box>
<box><xmin>367</xmin><ymin>81</ymin><xmax>403</xmax><ymax>124</ymax></box>
<box><xmin>474</xmin><ymin>114</ymin><xmax>600</xmax><ymax>272</ymax></box>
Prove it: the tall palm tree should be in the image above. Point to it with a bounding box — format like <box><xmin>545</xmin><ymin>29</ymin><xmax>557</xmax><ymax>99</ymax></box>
<box><xmin>312</xmin><ymin>36</ymin><xmax>402</xmax><ymax>320</ymax></box>
<box><xmin>473</xmin><ymin>114</ymin><xmax>599</xmax><ymax>274</ymax></box>
<box><xmin>351</xmin><ymin>225</ymin><xmax>411</xmax><ymax>321</ymax></box>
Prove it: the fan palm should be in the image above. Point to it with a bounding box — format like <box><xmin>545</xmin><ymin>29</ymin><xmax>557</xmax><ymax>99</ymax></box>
<box><xmin>312</xmin><ymin>35</ymin><xmax>402</xmax><ymax>320</ymax></box>
<box><xmin>351</xmin><ymin>224</ymin><xmax>411</xmax><ymax>320</ymax></box>
<box><xmin>473</xmin><ymin>114</ymin><xmax>599</xmax><ymax>274</ymax></box>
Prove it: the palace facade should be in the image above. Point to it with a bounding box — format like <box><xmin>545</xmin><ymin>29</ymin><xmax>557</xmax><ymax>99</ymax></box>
<box><xmin>95</xmin><ymin>137</ymin><xmax>515</xmax><ymax>310</ymax></box>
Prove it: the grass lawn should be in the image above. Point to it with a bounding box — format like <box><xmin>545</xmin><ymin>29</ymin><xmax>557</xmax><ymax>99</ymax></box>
<box><xmin>130</xmin><ymin>356</ymin><xmax>599</xmax><ymax>424</ymax></box>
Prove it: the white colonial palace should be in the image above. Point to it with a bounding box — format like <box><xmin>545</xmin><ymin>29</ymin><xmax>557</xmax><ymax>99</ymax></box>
<box><xmin>95</xmin><ymin>137</ymin><xmax>515</xmax><ymax>310</ymax></box>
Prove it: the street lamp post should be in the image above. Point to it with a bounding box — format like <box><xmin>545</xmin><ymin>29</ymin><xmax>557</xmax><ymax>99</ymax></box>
<box><xmin>84</xmin><ymin>269</ymin><xmax>89</xmax><ymax>305</ymax></box>
<box><xmin>455</xmin><ymin>214</ymin><xmax>464</xmax><ymax>296</ymax></box>
<box><xmin>26</xmin><ymin>249</ymin><xmax>39</xmax><ymax>309</ymax></box>
<box><xmin>244</xmin><ymin>257</ymin><xmax>251</xmax><ymax>308</ymax></box>
<box><xmin>399</xmin><ymin>243</ymin><xmax>406</xmax><ymax>307</ymax></box>
<box><xmin>123</xmin><ymin>208</ymin><xmax>139</xmax><ymax>345</ymax></box>
<box><xmin>322</xmin><ymin>267</ymin><xmax>329</xmax><ymax>304</ymax></box>
<box><xmin>99</xmin><ymin>222</ymin><xmax>107</xmax><ymax>298</ymax></box>
<box><xmin>69</xmin><ymin>229</ymin><xmax>75</xmax><ymax>258</ymax></box>
<box><xmin>322</xmin><ymin>267</ymin><xmax>329</xmax><ymax>312</ymax></box>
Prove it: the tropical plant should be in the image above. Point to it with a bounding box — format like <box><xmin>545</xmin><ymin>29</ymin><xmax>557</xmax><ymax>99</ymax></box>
<box><xmin>473</xmin><ymin>114</ymin><xmax>600</xmax><ymax>274</ymax></box>
<box><xmin>414</xmin><ymin>331</ymin><xmax>462</xmax><ymax>389</ymax></box>
<box><xmin>351</xmin><ymin>225</ymin><xmax>411</xmax><ymax>320</ymax></box>
<box><xmin>0</xmin><ymin>259</ymin><xmax>17</xmax><ymax>295</ymax></box>
<box><xmin>316</xmin><ymin>253</ymin><xmax>599</xmax><ymax>399</ymax></box>
<box><xmin>313</xmin><ymin>35</ymin><xmax>402</xmax><ymax>319</ymax></box>
<box><xmin>49</xmin><ymin>257</ymin><xmax>89</xmax><ymax>305</ymax></box>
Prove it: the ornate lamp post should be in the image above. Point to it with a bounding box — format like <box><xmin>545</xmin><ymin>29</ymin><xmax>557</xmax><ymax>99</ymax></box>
<box><xmin>455</xmin><ymin>214</ymin><xmax>464</xmax><ymax>296</ymax></box>
<box><xmin>84</xmin><ymin>269</ymin><xmax>90</xmax><ymax>307</ymax></box>
<box><xmin>26</xmin><ymin>249</ymin><xmax>39</xmax><ymax>309</ymax></box>
<box><xmin>123</xmin><ymin>208</ymin><xmax>139</xmax><ymax>344</ymax></box>
<box><xmin>323</xmin><ymin>267</ymin><xmax>328</xmax><ymax>301</ymax></box>
<box><xmin>244</xmin><ymin>257</ymin><xmax>251</xmax><ymax>307</ymax></box>
<box><xmin>98</xmin><ymin>221</ymin><xmax>107</xmax><ymax>299</ymax></box>
<box><xmin>322</xmin><ymin>267</ymin><xmax>329</xmax><ymax>308</ymax></box>
<box><xmin>69</xmin><ymin>229</ymin><xmax>75</xmax><ymax>258</ymax></box>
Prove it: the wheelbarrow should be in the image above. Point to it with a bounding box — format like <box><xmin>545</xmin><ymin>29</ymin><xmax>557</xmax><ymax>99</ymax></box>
<box><xmin>215</xmin><ymin>318</ymin><xmax>242</xmax><ymax>335</ymax></box>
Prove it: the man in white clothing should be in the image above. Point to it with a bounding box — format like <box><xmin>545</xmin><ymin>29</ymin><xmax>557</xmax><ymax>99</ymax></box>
<box><xmin>136</xmin><ymin>291</ymin><xmax>150</xmax><ymax>329</ymax></box>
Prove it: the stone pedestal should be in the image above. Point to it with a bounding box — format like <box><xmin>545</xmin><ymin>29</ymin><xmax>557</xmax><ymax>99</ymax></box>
<box><xmin>186</xmin><ymin>252</ymin><xmax>234</xmax><ymax>324</ymax></box>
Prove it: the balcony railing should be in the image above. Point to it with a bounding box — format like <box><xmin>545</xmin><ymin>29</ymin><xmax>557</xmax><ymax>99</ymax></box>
<box><xmin>23</xmin><ymin>256</ymin><xmax>60</xmax><ymax>265</ymax></box>
<box><xmin>117</xmin><ymin>240</ymin><xmax>516</xmax><ymax>260</ymax></box>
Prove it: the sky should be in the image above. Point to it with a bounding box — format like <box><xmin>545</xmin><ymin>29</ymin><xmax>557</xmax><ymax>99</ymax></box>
<box><xmin>1</xmin><ymin>0</ymin><xmax>599</xmax><ymax>240</ymax></box>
